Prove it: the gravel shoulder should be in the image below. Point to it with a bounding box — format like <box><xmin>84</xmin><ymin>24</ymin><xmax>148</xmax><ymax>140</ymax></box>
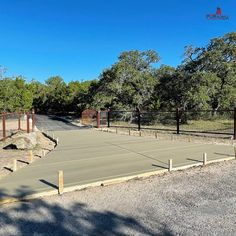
<box><xmin>0</xmin><ymin>159</ymin><xmax>235</xmax><ymax>235</ymax></box>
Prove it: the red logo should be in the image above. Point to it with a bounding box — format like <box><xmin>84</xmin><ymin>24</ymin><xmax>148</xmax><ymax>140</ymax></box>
<box><xmin>216</xmin><ymin>7</ymin><xmax>222</xmax><ymax>15</ymax></box>
<box><xmin>206</xmin><ymin>7</ymin><xmax>229</xmax><ymax>20</ymax></box>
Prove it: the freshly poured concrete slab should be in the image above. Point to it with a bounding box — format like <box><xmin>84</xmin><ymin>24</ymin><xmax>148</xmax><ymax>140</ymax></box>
<box><xmin>0</xmin><ymin>130</ymin><xmax>234</xmax><ymax>201</ymax></box>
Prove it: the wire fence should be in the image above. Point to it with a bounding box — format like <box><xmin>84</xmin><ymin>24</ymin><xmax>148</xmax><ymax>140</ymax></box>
<box><xmin>101</xmin><ymin>108</ymin><xmax>236</xmax><ymax>138</ymax></box>
<box><xmin>0</xmin><ymin>112</ymin><xmax>36</xmax><ymax>140</ymax></box>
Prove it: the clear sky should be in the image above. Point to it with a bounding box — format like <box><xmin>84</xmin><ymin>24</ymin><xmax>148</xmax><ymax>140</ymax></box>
<box><xmin>0</xmin><ymin>0</ymin><xmax>235</xmax><ymax>83</ymax></box>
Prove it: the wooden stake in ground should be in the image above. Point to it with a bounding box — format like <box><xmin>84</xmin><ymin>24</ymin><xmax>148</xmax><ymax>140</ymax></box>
<box><xmin>58</xmin><ymin>170</ymin><xmax>64</xmax><ymax>195</ymax></box>
<box><xmin>139</xmin><ymin>131</ymin><xmax>142</xmax><ymax>137</ymax></box>
<box><xmin>29</xmin><ymin>150</ymin><xmax>33</xmax><ymax>164</ymax></box>
<box><xmin>129</xmin><ymin>129</ymin><xmax>131</xmax><ymax>136</ymax></box>
<box><xmin>203</xmin><ymin>153</ymin><xmax>207</xmax><ymax>165</ymax></box>
<box><xmin>168</xmin><ymin>159</ymin><xmax>173</xmax><ymax>172</ymax></box>
<box><xmin>155</xmin><ymin>132</ymin><xmax>158</xmax><ymax>139</ymax></box>
<box><xmin>42</xmin><ymin>150</ymin><xmax>46</xmax><ymax>157</ymax></box>
<box><xmin>13</xmin><ymin>159</ymin><xmax>17</xmax><ymax>172</ymax></box>
<box><xmin>234</xmin><ymin>146</ymin><xmax>236</xmax><ymax>159</ymax></box>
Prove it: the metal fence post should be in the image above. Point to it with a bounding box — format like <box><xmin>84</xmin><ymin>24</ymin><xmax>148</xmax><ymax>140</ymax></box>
<box><xmin>27</xmin><ymin>112</ymin><xmax>30</xmax><ymax>133</ymax></box>
<box><xmin>234</xmin><ymin>107</ymin><xmax>236</xmax><ymax>140</ymax></box>
<box><xmin>2</xmin><ymin>112</ymin><xmax>6</xmax><ymax>140</ymax></box>
<box><xmin>97</xmin><ymin>111</ymin><xmax>101</xmax><ymax>128</ymax></box>
<box><xmin>18</xmin><ymin>112</ymin><xmax>21</xmax><ymax>130</ymax></box>
<box><xmin>107</xmin><ymin>109</ymin><xmax>110</xmax><ymax>128</ymax></box>
<box><xmin>138</xmin><ymin>110</ymin><xmax>141</xmax><ymax>131</ymax></box>
<box><xmin>176</xmin><ymin>108</ymin><xmax>180</xmax><ymax>135</ymax></box>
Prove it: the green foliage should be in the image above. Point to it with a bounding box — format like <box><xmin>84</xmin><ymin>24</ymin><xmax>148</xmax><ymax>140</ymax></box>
<box><xmin>0</xmin><ymin>76</ymin><xmax>33</xmax><ymax>112</ymax></box>
<box><xmin>0</xmin><ymin>32</ymin><xmax>235</xmax><ymax>115</ymax></box>
<box><xmin>92</xmin><ymin>50</ymin><xmax>160</xmax><ymax>111</ymax></box>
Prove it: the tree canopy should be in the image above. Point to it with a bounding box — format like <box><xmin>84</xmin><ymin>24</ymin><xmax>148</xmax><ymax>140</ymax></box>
<box><xmin>0</xmin><ymin>32</ymin><xmax>235</xmax><ymax>114</ymax></box>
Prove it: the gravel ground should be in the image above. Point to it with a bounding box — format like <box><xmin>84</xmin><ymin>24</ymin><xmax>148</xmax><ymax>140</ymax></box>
<box><xmin>0</xmin><ymin>160</ymin><xmax>235</xmax><ymax>236</ymax></box>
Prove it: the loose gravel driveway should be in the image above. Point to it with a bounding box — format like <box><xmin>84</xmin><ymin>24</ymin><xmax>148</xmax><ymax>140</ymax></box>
<box><xmin>0</xmin><ymin>160</ymin><xmax>235</xmax><ymax>236</ymax></box>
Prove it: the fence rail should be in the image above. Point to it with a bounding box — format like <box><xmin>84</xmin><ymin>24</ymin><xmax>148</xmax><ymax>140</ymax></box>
<box><xmin>96</xmin><ymin>108</ymin><xmax>236</xmax><ymax>139</ymax></box>
<box><xmin>0</xmin><ymin>111</ymin><xmax>36</xmax><ymax>141</ymax></box>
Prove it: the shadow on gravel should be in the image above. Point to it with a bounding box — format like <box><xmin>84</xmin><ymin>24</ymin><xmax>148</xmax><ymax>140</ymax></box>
<box><xmin>0</xmin><ymin>187</ymin><xmax>174</xmax><ymax>235</ymax></box>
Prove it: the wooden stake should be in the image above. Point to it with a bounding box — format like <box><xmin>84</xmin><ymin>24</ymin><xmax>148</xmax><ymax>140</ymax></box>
<box><xmin>13</xmin><ymin>159</ymin><xmax>17</xmax><ymax>172</ymax></box>
<box><xmin>234</xmin><ymin>146</ymin><xmax>236</xmax><ymax>159</ymax></box>
<box><xmin>188</xmin><ymin>136</ymin><xmax>191</xmax><ymax>142</ymax></box>
<box><xmin>155</xmin><ymin>131</ymin><xmax>158</xmax><ymax>139</ymax></box>
<box><xmin>42</xmin><ymin>150</ymin><xmax>46</xmax><ymax>157</ymax></box>
<box><xmin>58</xmin><ymin>170</ymin><xmax>64</xmax><ymax>195</ymax></box>
<box><xmin>29</xmin><ymin>150</ymin><xmax>33</xmax><ymax>163</ymax></box>
<box><xmin>168</xmin><ymin>159</ymin><xmax>173</xmax><ymax>172</ymax></box>
<box><xmin>139</xmin><ymin>131</ymin><xmax>142</xmax><ymax>137</ymax></box>
<box><xmin>203</xmin><ymin>153</ymin><xmax>207</xmax><ymax>165</ymax></box>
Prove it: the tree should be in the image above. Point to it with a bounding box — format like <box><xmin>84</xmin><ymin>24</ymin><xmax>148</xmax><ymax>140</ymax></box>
<box><xmin>182</xmin><ymin>32</ymin><xmax>236</xmax><ymax>111</ymax></box>
<box><xmin>43</xmin><ymin>76</ymin><xmax>67</xmax><ymax>114</ymax></box>
<box><xmin>92</xmin><ymin>50</ymin><xmax>160</xmax><ymax>111</ymax></box>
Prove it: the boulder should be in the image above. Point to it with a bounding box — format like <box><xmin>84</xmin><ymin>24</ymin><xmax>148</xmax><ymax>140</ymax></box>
<box><xmin>3</xmin><ymin>131</ymin><xmax>37</xmax><ymax>150</ymax></box>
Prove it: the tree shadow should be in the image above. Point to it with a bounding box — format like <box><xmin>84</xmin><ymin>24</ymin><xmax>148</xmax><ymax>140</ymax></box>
<box><xmin>0</xmin><ymin>187</ymin><xmax>175</xmax><ymax>236</ymax></box>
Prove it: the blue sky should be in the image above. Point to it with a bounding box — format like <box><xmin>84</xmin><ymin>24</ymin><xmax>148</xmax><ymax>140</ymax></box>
<box><xmin>0</xmin><ymin>0</ymin><xmax>235</xmax><ymax>83</ymax></box>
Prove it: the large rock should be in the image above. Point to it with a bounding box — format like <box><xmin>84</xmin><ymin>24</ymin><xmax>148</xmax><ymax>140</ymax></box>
<box><xmin>3</xmin><ymin>131</ymin><xmax>37</xmax><ymax>150</ymax></box>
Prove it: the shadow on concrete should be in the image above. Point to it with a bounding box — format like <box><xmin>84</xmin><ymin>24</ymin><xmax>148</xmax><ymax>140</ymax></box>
<box><xmin>39</xmin><ymin>179</ymin><xmax>58</xmax><ymax>189</ymax></box>
<box><xmin>3</xmin><ymin>167</ymin><xmax>13</xmax><ymax>172</ymax></box>
<box><xmin>152</xmin><ymin>164</ymin><xmax>167</xmax><ymax>169</ymax></box>
<box><xmin>17</xmin><ymin>159</ymin><xmax>29</xmax><ymax>165</ymax></box>
<box><xmin>186</xmin><ymin>158</ymin><xmax>203</xmax><ymax>163</ymax></box>
<box><xmin>0</xmin><ymin>186</ymin><xmax>175</xmax><ymax>235</ymax></box>
<box><xmin>214</xmin><ymin>152</ymin><xmax>233</xmax><ymax>157</ymax></box>
<box><xmin>39</xmin><ymin>179</ymin><xmax>58</xmax><ymax>190</ymax></box>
